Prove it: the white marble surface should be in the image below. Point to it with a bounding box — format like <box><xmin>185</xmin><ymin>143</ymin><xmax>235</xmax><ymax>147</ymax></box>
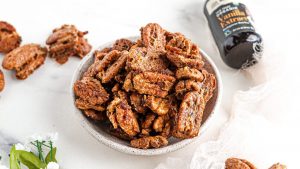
<box><xmin>0</xmin><ymin>0</ymin><xmax>299</xmax><ymax>168</ymax></box>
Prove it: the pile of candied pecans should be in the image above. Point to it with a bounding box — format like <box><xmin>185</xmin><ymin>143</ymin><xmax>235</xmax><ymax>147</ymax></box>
<box><xmin>0</xmin><ymin>21</ymin><xmax>92</xmax><ymax>91</ymax></box>
<box><xmin>73</xmin><ymin>23</ymin><xmax>217</xmax><ymax>149</ymax></box>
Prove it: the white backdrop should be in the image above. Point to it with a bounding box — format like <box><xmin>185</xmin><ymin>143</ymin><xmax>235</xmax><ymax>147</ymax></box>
<box><xmin>0</xmin><ymin>0</ymin><xmax>299</xmax><ymax>168</ymax></box>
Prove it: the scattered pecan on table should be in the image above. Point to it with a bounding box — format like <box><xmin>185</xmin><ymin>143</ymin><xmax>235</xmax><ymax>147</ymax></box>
<box><xmin>46</xmin><ymin>24</ymin><xmax>92</xmax><ymax>64</ymax></box>
<box><xmin>2</xmin><ymin>44</ymin><xmax>47</xmax><ymax>79</ymax></box>
<box><xmin>0</xmin><ymin>21</ymin><xmax>21</xmax><ymax>53</ymax></box>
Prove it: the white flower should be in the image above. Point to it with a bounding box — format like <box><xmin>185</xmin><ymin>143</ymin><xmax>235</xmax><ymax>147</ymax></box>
<box><xmin>45</xmin><ymin>133</ymin><xmax>58</xmax><ymax>142</ymax></box>
<box><xmin>27</xmin><ymin>133</ymin><xmax>45</xmax><ymax>143</ymax></box>
<box><xmin>15</xmin><ymin>143</ymin><xmax>31</xmax><ymax>152</ymax></box>
<box><xmin>46</xmin><ymin>162</ymin><xmax>59</xmax><ymax>169</ymax></box>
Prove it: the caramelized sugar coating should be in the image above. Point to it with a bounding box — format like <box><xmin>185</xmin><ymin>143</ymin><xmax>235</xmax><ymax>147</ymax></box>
<box><xmin>112</xmin><ymin>38</ymin><xmax>135</xmax><ymax>51</ymax></box>
<box><xmin>166</xmin><ymin>33</ymin><xmax>204</xmax><ymax>70</ymax></box>
<box><xmin>176</xmin><ymin>66</ymin><xmax>204</xmax><ymax>81</ymax></box>
<box><xmin>73</xmin><ymin>77</ymin><xmax>109</xmax><ymax>106</ymax></box>
<box><xmin>0</xmin><ymin>70</ymin><xmax>4</xmax><ymax>92</ymax></box>
<box><xmin>140</xmin><ymin>23</ymin><xmax>166</xmax><ymax>53</ymax></box>
<box><xmin>46</xmin><ymin>24</ymin><xmax>91</xmax><ymax>64</ymax></box>
<box><xmin>130</xmin><ymin>135</ymin><xmax>168</xmax><ymax>149</ymax></box>
<box><xmin>2</xmin><ymin>44</ymin><xmax>47</xmax><ymax>79</ymax></box>
<box><xmin>144</xmin><ymin>96</ymin><xmax>171</xmax><ymax>115</ymax></box>
<box><xmin>172</xmin><ymin>91</ymin><xmax>206</xmax><ymax>139</ymax></box>
<box><xmin>132</xmin><ymin>72</ymin><xmax>176</xmax><ymax>98</ymax></box>
<box><xmin>225</xmin><ymin>158</ymin><xmax>257</xmax><ymax>169</ymax></box>
<box><xmin>130</xmin><ymin>93</ymin><xmax>147</xmax><ymax>113</ymax></box>
<box><xmin>73</xmin><ymin>23</ymin><xmax>216</xmax><ymax>149</ymax></box>
<box><xmin>0</xmin><ymin>21</ymin><xmax>21</xmax><ymax>53</ymax></box>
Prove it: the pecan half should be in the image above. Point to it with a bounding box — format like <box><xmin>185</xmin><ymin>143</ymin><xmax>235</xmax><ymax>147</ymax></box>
<box><xmin>2</xmin><ymin>44</ymin><xmax>47</xmax><ymax>79</ymax></box>
<box><xmin>46</xmin><ymin>24</ymin><xmax>91</xmax><ymax>64</ymax></box>
<box><xmin>166</xmin><ymin>34</ymin><xmax>204</xmax><ymax>70</ymax></box>
<box><xmin>126</xmin><ymin>47</ymin><xmax>172</xmax><ymax>74</ymax></box>
<box><xmin>75</xmin><ymin>99</ymin><xmax>105</xmax><ymax>112</ymax></box>
<box><xmin>130</xmin><ymin>93</ymin><xmax>147</xmax><ymax>113</ymax></box>
<box><xmin>112</xmin><ymin>38</ymin><xmax>135</xmax><ymax>51</ymax></box>
<box><xmin>0</xmin><ymin>21</ymin><xmax>21</xmax><ymax>53</ymax></box>
<box><xmin>133</xmin><ymin>72</ymin><xmax>176</xmax><ymax>98</ymax></box>
<box><xmin>144</xmin><ymin>95</ymin><xmax>171</xmax><ymax>115</ymax></box>
<box><xmin>176</xmin><ymin>66</ymin><xmax>204</xmax><ymax>81</ymax></box>
<box><xmin>115</xmin><ymin>101</ymin><xmax>140</xmax><ymax>137</ymax></box>
<box><xmin>140</xmin><ymin>23</ymin><xmax>166</xmax><ymax>53</ymax></box>
<box><xmin>175</xmin><ymin>80</ymin><xmax>202</xmax><ymax>99</ymax></box>
<box><xmin>92</xmin><ymin>50</ymin><xmax>128</xmax><ymax>83</ymax></box>
<box><xmin>130</xmin><ymin>135</ymin><xmax>168</xmax><ymax>149</ymax></box>
<box><xmin>172</xmin><ymin>91</ymin><xmax>205</xmax><ymax>139</ymax></box>
<box><xmin>73</xmin><ymin>77</ymin><xmax>109</xmax><ymax>106</ymax></box>
<box><xmin>225</xmin><ymin>158</ymin><xmax>256</xmax><ymax>169</ymax></box>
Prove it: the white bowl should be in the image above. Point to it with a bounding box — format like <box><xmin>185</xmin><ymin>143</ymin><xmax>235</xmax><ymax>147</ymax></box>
<box><xmin>70</xmin><ymin>37</ymin><xmax>223</xmax><ymax>155</ymax></box>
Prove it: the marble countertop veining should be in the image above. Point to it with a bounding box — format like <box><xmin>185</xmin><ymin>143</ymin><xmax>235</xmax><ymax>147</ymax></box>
<box><xmin>0</xmin><ymin>0</ymin><xmax>298</xmax><ymax>168</ymax></box>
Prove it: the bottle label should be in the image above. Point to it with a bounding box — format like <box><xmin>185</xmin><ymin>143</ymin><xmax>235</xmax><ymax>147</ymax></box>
<box><xmin>206</xmin><ymin>0</ymin><xmax>255</xmax><ymax>37</ymax></box>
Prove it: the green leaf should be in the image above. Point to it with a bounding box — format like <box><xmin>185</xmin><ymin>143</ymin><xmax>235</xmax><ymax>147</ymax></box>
<box><xmin>10</xmin><ymin>146</ymin><xmax>21</xmax><ymax>169</ymax></box>
<box><xmin>45</xmin><ymin>147</ymin><xmax>57</xmax><ymax>164</ymax></box>
<box><xmin>18</xmin><ymin>150</ymin><xmax>46</xmax><ymax>169</ymax></box>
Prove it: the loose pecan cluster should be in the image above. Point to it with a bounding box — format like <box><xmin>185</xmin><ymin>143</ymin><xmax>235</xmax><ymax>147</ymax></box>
<box><xmin>225</xmin><ymin>158</ymin><xmax>286</xmax><ymax>169</ymax></box>
<box><xmin>0</xmin><ymin>21</ymin><xmax>91</xmax><ymax>91</ymax></box>
<box><xmin>73</xmin><ymin>23</ymin><xmax>217</xmax><ymax>149</ymax></box>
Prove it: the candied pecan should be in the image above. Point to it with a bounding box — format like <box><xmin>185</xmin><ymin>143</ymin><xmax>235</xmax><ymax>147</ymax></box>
<box><xmin>107</xmin><ymin>96</ymin><xmax>121</xmax><ymax>129</ymax></box>
<box><xmin>83</xmin><ymin>109</ymin><xmax>106</xmax><ymax>121</ymax></box>
<box><xmin>0</xmin><ymin>21</ymin><xmax>21</xmax><ymax>53</ymax></box>
<box><xmin>153</xmin><ymin>114</ymin><xmax>170</xmax><ymax>133</ymax></box>
<box><xmin>73</xmin><ymin>77</ymin><xmax>109</xmax><ymax>106</ymax></box>
<box><xmin>153</xmin><ymin>116</ymin><xmax>164</xmax><ymax>132</ymax></box>
<box><xmin>46</xmin><ymin>24</ymin><xmax>91</xmax><ymax>64</ymax></box>
<box><xmin>166</xmin><ymin>34</ymin><xmax>204</xmax><ymax>70</ymax></box>
<box><xmin>268</xmin><ymin>163</ymin><xmax>287</xmax><ymax>169</ymax></box>
<box><xmin>176</xmin><ymin>66</ymin><xmax>204</xmax><ymax>81</ymax></box>
<box><xmin>161</xmin><ymin>121</ymin><xmax>171</xmax><ymax>138</ymax></box>
<box><xmin>2</xmin><ymin>44</ymin><xmax>47</xmax><ymax>79</ymax></box>
<box><xmin>101</xmin><ymin>51</ymin><xmax>128</xmax><ymax>83</ymax></box>
<box><xmin>112</xmin><ymin>38</ymin><xmax>135</xmax><ymax>51</ymax></box>
<box><xmin>93</xmin><ymin>48</ymin><xmax>110</xmax><ymax>62</ymax></box>
<box><xmin>115</xmin><ymin>100</ymin><xmax>140</xmax><ymax>137</ymax></box>
<box><xmin>75</xmin><ymin>99</ymin><xmax>105</xmax><ymax>112</ymax></box>
<box><xmin>175</xmin><ymin>80</ymin><xmax>202</xmax><ymax>99</ymax></box>
<box><xmin>140</xmin><ymin>23</ymin><xmax>166</xmax><ymax>53</ymax></box>
<box><xmin>172</xmin><ymin>91</ymin><xmax>206</xmax><ymax>139</ymax></box>
<box><xmin>0</xmin><ymin>69</ymin><xmax>4</xmax><ymax>92</ymax></box>
<box><xmin>225</xmin><ymin>158</ymin><xmax>256</xmax><ymax>169</ymax></box>
<box><xmin>130</xmin><ymin>136</ymin><xmax>168</xmax><ymax>149</ymax></box>
<box><xmin>92</xmin><ymin>50</ymin><xmax>128</xmax><ymax>83</ymax></box>
<box><xmin>142</xmin><ymin>113</ymin><xmax>156</xmax><ymax>129</ymax></box>
<box><xmin>130</xmin><ymin>93</ymin><xmax>147</xmax><ymax>113</ymax></box>
<box><xmin>144</xmin><ymin>95</ymin><xmax>171</xmax><ymax>115</ymax></box>
<box><xmin>200</xmin><ymin>70</ymin><xmax>217</xmax><ymax>102</ymax></box>
<box><xmin>123</xmin><ymin>71</ymin><xmax>134</xmax><ymax>92</ymax></box>
<box><xmin>132</xmin><ymin>72</ymin><xmax>176</xmax><ymax>98</ymax></box>
<box><xmin>126</xmin><ymin>47</ymin><xmax>172</xmax><ymax>74</ymax></box>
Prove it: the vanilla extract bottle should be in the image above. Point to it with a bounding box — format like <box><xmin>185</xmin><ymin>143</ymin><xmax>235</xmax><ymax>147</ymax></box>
<box><xmin>204</xmin><ymin>0</ymin><xmax>263</xmax><ymax>69</ymax></box>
